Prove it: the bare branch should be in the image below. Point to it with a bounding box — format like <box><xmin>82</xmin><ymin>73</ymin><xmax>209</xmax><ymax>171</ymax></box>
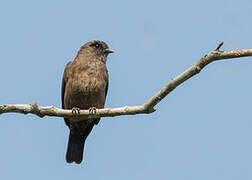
<box><xmin>0</xmin><ymin>103</ymin><xmax>153</xmax><ymax>121</ymax></box>
<box><xmin>0</xmin><ymin>43</ymin><xmax>252</xmax><ymax>120</ymax></box>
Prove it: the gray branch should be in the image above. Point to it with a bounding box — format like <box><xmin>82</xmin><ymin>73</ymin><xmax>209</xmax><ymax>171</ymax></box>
<box><xmin>0</xmin><ymin>42</ymin><xmax>252</xmax><ymax>121</ymax></box>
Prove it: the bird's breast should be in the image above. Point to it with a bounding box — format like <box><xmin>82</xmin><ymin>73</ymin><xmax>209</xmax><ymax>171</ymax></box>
<box><xmin>71</xmin><ymin>63</ymin><xmax>107</xmax><ymax>95</ymax></box>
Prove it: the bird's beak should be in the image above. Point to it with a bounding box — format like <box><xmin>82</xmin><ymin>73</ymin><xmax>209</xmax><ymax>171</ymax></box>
<box><xmin>104</xmin><ymin>49</ymin><xmax>114</xmax><ymax>54</ymax></box>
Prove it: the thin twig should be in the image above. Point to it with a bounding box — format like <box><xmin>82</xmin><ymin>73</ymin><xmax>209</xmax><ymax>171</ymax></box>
<box><xmin>215</xmin><ymin>42</ymin><xmax>224</xmax><ymax>51</ymax></box>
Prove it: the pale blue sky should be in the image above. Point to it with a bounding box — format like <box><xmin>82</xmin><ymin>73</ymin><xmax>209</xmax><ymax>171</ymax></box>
<box><xmin>0</xmin><ymin>0</ymin><xmax>252</xmax><ymax>179</ymax></box>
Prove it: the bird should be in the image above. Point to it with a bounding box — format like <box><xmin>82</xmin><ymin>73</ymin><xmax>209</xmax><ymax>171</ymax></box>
<box><xmin>61</xmin><ymin>40</ymin><xmax>114</xmax><ymax>164</ymax></box>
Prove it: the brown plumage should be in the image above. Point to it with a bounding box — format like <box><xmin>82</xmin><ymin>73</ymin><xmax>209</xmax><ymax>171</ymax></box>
<box><xmin>61</xmin><ymin>40</ymin><xmax>113</xmax><ymax>164</ymax></box>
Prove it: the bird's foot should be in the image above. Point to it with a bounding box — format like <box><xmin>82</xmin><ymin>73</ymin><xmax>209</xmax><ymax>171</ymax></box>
<box><xmin>89</xmin><ymin>107</ymin><xmax>97</xmax><ymax>115</ymax></box>
<box><xmin>71</xmin><ymin>107</ymin><xmax>80</xmax><ymax>115</ymax></box>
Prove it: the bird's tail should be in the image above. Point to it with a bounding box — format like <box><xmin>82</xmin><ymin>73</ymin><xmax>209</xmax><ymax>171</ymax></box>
<box><xmin>66</xmin><ymin>123</ymin><xmax>94</xmax><ymax>164</ymax></box>
<box><xmin>66</xmin><ymin>133</ymin><xmax>85</xmax><ymax>164</ymax></box>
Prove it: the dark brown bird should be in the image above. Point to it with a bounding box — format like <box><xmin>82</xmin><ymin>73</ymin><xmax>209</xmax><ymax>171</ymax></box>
<box><xmin>61</xmin><ymin>40</ymin><xmax>113</xmax><ymax>164</ymax></box>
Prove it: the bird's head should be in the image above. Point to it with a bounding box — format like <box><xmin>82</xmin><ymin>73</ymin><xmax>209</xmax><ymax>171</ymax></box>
<box><xmin>79</xmin><ymin>40</ymin><xmax>114</xmax><ymax>63</ymax></box>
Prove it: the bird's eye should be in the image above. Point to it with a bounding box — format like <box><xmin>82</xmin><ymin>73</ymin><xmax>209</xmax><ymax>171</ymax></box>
<box><xmin>90</xmin><ymin>42</ymin><xmax>101</xmax><ymax>49</ymax></box>
<box><xmin>95</xmin><ymin>43</ymin><xmax>100</xmax><ymax>48</ymax></box>
<box><xmin>94</xmin><ymin>43</ymin><xmax>100</xmax><ymax>48</ymax></box>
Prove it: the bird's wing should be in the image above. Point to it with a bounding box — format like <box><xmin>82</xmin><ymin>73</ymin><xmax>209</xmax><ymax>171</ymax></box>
<box><xmin>61</xmin><ymin>79</ymin><xmax>66</xmax><ymax>109</ymax></box>
<box><xmin>61</xmin><ymin>61</ymin><xmax>72</xmax><ymax>109</ymax></box>
<box><xmin>62</xmin><ymin>61</ymin><xmax>73</xmax><ymax>126</ymax></box>
<box><xmin>105</xmin><ymin>68</ymin><xmax>109</xmax><ymax>99</ymax></box>
<box><xmin>105</xmin><ymin>78</ymin><xmax>109</xmax><ymax>99</ymax></box>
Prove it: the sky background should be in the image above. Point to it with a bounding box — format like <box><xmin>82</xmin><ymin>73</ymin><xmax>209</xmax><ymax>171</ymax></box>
<box><xmin>0</xmin><ymin>0</ymin><xmax>252</xmax><ymax>179</ymax></box>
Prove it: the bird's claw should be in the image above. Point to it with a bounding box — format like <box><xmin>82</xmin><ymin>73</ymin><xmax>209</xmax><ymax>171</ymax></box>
<box><xmin>89</xmin><ymin>107</ymin><xmax>97</xmax><ymax>115</ymax></box>
<box><xmin>72</xmin><ymin>107</ymin><xmax>80</xmax><ymax>115</ymax></box>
